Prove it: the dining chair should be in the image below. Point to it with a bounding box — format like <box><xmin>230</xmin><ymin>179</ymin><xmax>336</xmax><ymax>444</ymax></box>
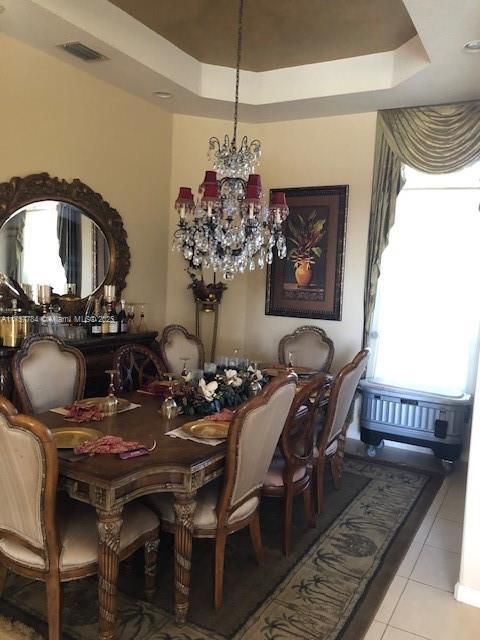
<box><xmin>262</xmin><ymin>374</ymin><xmax>330</xmax><ymax>555</ymax></box>
<box><xmin>147</xmin><ymin>372</ymin><xmax>297</xmax><ymax>609</ymax></box>
<box><xmin>0</xmin><ymin>395</ymin><xmax>160</xmax><ymax>640</ymax></box>
<box><xmin>278</xmin><ymin>325</ymin><xmax>334</xmax><ymax>372</ymax></box>
<box><xmin>12</xmin><ymin>334</ymin><xmax>86</xmax><ymax>414</ymax></box>
<box><xmin>112</xmin><ymin>343</ymin><xmax>165</xmax><ymax>392</ymax></box>
<box><xmin>159</xmin><ymin>324</ymin><xmax>205</xmax><ymax>376</ymax></box>
<box><xmin>313</xmin><ymin>349</ymin><xmax>370</xmax><ymax>512</ymax></box>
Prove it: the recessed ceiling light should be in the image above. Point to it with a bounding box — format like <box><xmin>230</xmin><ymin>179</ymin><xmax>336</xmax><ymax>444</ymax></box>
<box><xmin>464</xmin><ymin>40</ymin><xmax>480</xmax><ymax>52</ymax></box>
<box><xmin>153</xmin><ymin>91</ymin><xmax>172</xmax><ymax>99</ymax></box>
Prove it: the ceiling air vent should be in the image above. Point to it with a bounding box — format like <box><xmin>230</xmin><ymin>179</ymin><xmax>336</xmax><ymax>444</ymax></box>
<box><xmin>58</xmin><ymin>42</ymin><xmax>108</xmax><ymax>62</ymax></box>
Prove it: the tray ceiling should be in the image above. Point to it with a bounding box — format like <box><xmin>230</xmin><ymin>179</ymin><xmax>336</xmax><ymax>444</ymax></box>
<box><xmin>108</xmin><ymin>0</ymin><xmax>417</xmax><ymax>71</ymax></box>
<box><xmin>3</xmin><ymin>0</ymin><xmax>479</xmax><ymax>122</ymax></box>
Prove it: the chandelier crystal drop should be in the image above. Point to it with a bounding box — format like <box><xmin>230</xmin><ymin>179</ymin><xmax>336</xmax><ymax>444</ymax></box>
<box><xmin>172</xmin><ymin>0</ymin><xmax>289</xmax><ymax>280</ymax></box>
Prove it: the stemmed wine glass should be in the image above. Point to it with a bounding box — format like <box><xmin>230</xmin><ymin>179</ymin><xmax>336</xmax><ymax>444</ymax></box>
<box><xmin>160</xmin><ymin>374</ymin><xmax>179</xmax><ymax>419</ymax></box>
<box><xmin>104</xmin><ymin>369</ymin><xmax>119</xmax><ymax>415</ymax></box>
<box><xmin>127</xmin><ymin>304</ymin><xmax>135</xmax><ymax>333</ymax></box>
<box><xmin>287</xmin><ymin>351</ymin><xmax>296</xmax><ymax>370</ymax></box>
<box><xmin>180</xmin><ymin>356</ymin><xmax>191</xmax><ymax>378</ymax></box>
<box><xmin>136</xmin><ymin>303</ymin><xmax>147</xmax><ymax>332</ymax></box>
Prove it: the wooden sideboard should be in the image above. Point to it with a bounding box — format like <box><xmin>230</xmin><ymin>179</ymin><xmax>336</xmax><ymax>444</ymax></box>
<box><xmin>0</xmin><ymin>331</ymin><xmax>159</xmax><ymax>402</ymax></box>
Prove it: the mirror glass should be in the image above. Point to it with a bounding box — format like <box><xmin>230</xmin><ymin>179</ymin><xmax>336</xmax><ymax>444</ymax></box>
<box><xmin>0</xmin><ymin>200</ymin><xmax>110</xmax><ymax>301</ymax></box>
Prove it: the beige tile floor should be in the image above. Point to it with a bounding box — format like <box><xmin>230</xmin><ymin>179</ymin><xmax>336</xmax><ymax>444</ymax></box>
<box><xmin>363</xmin><ymin>459</ymin><xmax>480</xmax><ymax>640</ymax></box>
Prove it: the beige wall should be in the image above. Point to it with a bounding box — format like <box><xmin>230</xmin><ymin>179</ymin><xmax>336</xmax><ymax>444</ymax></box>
<box><xmin>167</xmin><ymin>112</ymin><xmax>377</xmax><ymax>369</ymax></box>
<box><xmin>0</xmin><ymin>33</ymin><xmax>172</xmax><ymax>330</ymax></box>
<box><xmin>1</xmin><ymin>31</ymin><xmax>376</xmax><ymax>363</ymax></box>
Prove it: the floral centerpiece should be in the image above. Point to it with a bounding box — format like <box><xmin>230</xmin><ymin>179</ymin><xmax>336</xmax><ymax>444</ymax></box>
<box><xmin>174</xmin><ymin>367</ymin><xmax>265</xmax><ymax>416</ymax></box>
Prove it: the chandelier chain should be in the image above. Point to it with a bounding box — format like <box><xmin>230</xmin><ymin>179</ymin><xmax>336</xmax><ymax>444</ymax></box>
<box><xmin>232</xmin><ymin>0</ymin><xmax>244</xmax><ymax>149</ymax></box>
<box><xmin>173</xmin><ymin>0</ymin><xmax>289</xmax><ymax>280</ymax></box>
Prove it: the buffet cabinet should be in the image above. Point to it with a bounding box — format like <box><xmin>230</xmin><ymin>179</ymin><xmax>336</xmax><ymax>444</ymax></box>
<box><xmin>0</xmin><ymin>331</ymin><xmax>159</xmax><ymax>404</ymax></box>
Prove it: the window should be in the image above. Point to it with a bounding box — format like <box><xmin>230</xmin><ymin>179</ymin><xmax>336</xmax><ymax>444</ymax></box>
<box><xmin>369</xmin><ymin>163</ymin><xmax>480</xmax><ymax>396</ymax></box>
<box><xmin>22</xmin><ymin>201</ymin><xmax>67</xmax><ymax>299</ymax></box>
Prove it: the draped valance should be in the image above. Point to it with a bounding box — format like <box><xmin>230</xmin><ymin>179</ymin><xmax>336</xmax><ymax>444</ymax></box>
<box><xmin>363</xmin><ymin>101</ymin><xmax>480</xmax><ymax>345</ymax></box>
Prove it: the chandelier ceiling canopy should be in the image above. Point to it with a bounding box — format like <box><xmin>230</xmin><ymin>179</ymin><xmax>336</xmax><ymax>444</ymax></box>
<box><xmin>172</xmin><ymin>0</ymin><xmax>289</xmax><ymax>280</ymax></box>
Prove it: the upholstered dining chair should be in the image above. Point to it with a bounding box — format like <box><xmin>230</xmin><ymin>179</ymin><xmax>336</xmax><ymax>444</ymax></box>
<box><xmin>262</xmin><ymin>374</ymin><xmax>329</xmax><ymax>555</ymax></box>
<box><xmin>159</xmin><ymin>324</ymin><xmax>205</xmax><ymax>376</ymax></box>
<box><xmin>147</xmin><ymin>372</ymin><xmax>297</xmax><ymax>609</ymax></box>
<box><xmin>12</xmin><ymin>334</ymin><xmax>86</xmax><ymax>414</ymax></box>
<box><xmin>313</xmin><ymin>349</ymin><xmax>370</xmax><ymax>512</ymax></box>
<box><xmin>0</xmin><ymin>395</ymin><xmax>160</xmax><ymax>640</ymax></box>
<box><xmin>112</xmin><ymin>343</ymin><xmax>165</xmax><ymax>392</ymax></box>
<box><xmin>278</xmin><ymin>325</ymin><xmax>334</xmax><ymax>372</ymax></box>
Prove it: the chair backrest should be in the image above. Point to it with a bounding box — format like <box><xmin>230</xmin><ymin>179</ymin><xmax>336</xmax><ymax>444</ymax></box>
<box><xmin>12</xmin><ymin>335</ymin><xmax>86</xmax><ymax>414</ymax></box>
<box><xmin>216</xmin><ymin>372</ymin><xmax>297</xmax><ymax>524</ymax></box>
<box><xmin>317</xmin><ymin>349</ymin><xmax>370</xmax><ymax>454</ymax></box>
<box><xmin>278</xmin><ymin>325</ymin><xmax>334</xmax><ymax>372</ymax></box>
<box><xmin>0</xmin><ymin>396</ymin><xmax>59</xmax><ymax>572</ymax></box>
<box><xmin>112</xmin><ymin>344</ymin><xmax>165</xmax><ymax>392</ymax></box>
<box><xmin>280</xmin><ymin>373</ymin><xmax>329</xmax><ymax>471</ymax></box>
<box><xmin>159</xmin><ymin>324</ymin><xmax>205</xmax><ymax>376</ymax></box>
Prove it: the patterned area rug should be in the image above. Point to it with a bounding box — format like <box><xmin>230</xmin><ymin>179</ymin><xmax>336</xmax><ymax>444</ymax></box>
<box><xmin>0</xmin><ymin>615</ymin><xmax>41</xmax><ymax>639</ymax></box>
<box><xmin>1</xmin><ymin>459</ymin><xmax>442</xmax><ymax>640</ymax></box>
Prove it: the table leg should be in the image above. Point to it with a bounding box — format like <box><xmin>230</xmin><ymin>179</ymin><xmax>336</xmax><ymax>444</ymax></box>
<box><xmin>173</xmin><ymin>491</ymin><xmax>197</xmax><ymax>625</ymax></box>
<box><xmin>97</xmin><ymin>505</ymin><xmax>123</xmax><ymax>640</ymax></box>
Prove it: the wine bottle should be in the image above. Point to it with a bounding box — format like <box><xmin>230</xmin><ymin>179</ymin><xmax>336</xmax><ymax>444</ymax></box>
<box><xmin>101</xmin><ymin>301</ymin><xmax>110</xmax><ymax>336</ymax></box>
<box><xmin>119</xmin><ymin>299</ymin><xmax>128</xmax><ymax>333</ymax></box>
<box><xmin>109</xmin><ymin>303</ymin><xmax>119</xmax><ymax>334</ymax></box>
<box><xmin>91</xmin><ymin>299</ymin><xmax>102</xmax><ymax>336</ymax></box>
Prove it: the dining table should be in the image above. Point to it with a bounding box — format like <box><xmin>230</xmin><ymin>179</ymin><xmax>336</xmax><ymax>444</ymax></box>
<box><xmin>37</xmin><ymin>391</ymin><xmax>228</xmax><ymax>640</ymax></box>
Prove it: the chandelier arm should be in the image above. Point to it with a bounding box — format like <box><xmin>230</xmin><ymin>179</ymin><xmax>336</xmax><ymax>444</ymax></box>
<box><xmin>232</xmin><ymin>0</ymin><xmax>244</xmax><ymax>150</ymax></box>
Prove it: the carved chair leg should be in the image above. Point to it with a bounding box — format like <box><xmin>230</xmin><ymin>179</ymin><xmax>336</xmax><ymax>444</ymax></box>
<box><xmin>144</xmin><ymin>535</ymin><xmax>160</xmax><ymax>601</ymax></box>
<box><xmin>214</xmin><ymin>531</ymin><xmax>227</xmax><ymax>610</ymax></box>
<box><xmin>330</xmin><ymin>434</ymin><xmax>346</xmax><ymax>491</ymax></box>
<box><xmin>283</xmin><ymin>489</ymin><xmax>294</xmax><ymax>556</ymax></box>
<box><xmin>330</xmin><ymin>455</ymin><xmax>342</xmax><ymax>490</ymax></box>
<box><xmin>315</xmin><ymin>458</ymin><xmax>326</xmax><ymax>514</ymax></box>
<box><xmin>0</xmin><ymin>564</ymin><xmax>8</xmax><ymax>596</ymax></box>
<box><xmin>302</xmin><ymin>482</ymin><xmax>316</xmax><ymax>528</ymax></box>
<box><xmin>249</xmin><ymin>510</ymin><xmax>264</xmax><ymax>565</ymax></box>
<box><xmin>46</xmin><ymin>574</ymin><xmax>62</xmax><ymax>640</ymax></box>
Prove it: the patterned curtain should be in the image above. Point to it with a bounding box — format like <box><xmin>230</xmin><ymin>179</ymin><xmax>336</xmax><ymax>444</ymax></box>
<box><xmin>363</xmin><ymin>100</ymin><xmax>480</xmax><ymax>345</ymax></box>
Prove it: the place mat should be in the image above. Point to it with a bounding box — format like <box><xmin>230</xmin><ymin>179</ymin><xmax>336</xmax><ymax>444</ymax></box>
<box><xmin>50</xmin><ymin>402</ymin><xmax>141</xmax><ymax>416</ymax></box>
<box><xmin>165</xmin><ymin>425</ymin><xmax>224</xmax><ymax>446</ymax></box>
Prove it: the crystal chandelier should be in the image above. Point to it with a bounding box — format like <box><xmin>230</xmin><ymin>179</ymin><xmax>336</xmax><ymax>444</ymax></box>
<box><xmin>172</xmin><ymin>0</ymin><xmax>289</xmax><ymax>280</ymax></box>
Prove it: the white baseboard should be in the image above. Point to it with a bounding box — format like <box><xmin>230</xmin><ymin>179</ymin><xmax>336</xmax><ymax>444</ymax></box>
<box><xmin>455</xmin><ymin>582</ymin><xmax>480</xmax><ymax>608</ymax></box>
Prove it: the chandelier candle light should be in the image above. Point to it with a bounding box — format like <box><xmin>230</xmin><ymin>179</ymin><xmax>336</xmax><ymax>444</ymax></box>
<box><xmin>172</xmin><ymin>0</ymin><xmax>289</xmax><ymax>280</ymax></box>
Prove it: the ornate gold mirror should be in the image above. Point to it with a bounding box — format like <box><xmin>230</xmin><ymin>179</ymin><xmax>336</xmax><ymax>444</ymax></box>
<box><xmin>0</xmin><ymin>173</ymin><xmax>130</xmax><ymax>306</ymax></box>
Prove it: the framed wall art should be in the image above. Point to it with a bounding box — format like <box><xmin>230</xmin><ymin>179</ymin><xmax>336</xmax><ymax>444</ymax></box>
<box><xmin>265</xmin><ymin>185</ymin><xmax>348</xmax><ymax>320</ymax></box>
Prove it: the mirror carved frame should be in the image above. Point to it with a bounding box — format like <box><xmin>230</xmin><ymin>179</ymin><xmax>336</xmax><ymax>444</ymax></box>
<box><xmin>0</xmin><ymin>172</ymin><xmax>131</xmax><ymax>300</ymax></box>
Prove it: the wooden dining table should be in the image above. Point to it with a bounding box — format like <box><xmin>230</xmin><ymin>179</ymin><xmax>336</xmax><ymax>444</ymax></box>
<box><xmin>37</xmin><ymin>391</ymin><xmax>227</xmax><ymax>640</ymax></box>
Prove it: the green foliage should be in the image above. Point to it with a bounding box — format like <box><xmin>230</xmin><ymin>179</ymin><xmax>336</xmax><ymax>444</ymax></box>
<box><xmin>287</xmin><ymin>210</ymin><xmax>327</xmax><ymax>267</ymax></box>
<box><xmin>173</xmin><ymin>371</ymin><xmax>266</xmax><ymax>416</ymax></box>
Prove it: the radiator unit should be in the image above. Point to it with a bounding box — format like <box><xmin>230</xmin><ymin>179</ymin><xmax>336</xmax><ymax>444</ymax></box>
<box><xmin>359</xmin><ymin>380</ymin><xmax>472</xmax><ymax>462</ymax></box>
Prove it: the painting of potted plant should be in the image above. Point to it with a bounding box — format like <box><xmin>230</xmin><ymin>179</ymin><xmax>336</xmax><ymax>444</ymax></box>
<box><xmin>287</xmin><ymin>211</ymin><xmax>327</xmax><ymax>287</ymax></box>
<box><xmin>265</xmin><ymin>185</ymin><xmax>348</xmax><ymax>321</ymax></box>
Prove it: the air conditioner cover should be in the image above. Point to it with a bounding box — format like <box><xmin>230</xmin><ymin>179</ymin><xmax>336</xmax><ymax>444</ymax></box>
<box><xmin>359</xmin><ymin>379</ymin><xmax>472</xmax><ymax>460</ymax></box>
